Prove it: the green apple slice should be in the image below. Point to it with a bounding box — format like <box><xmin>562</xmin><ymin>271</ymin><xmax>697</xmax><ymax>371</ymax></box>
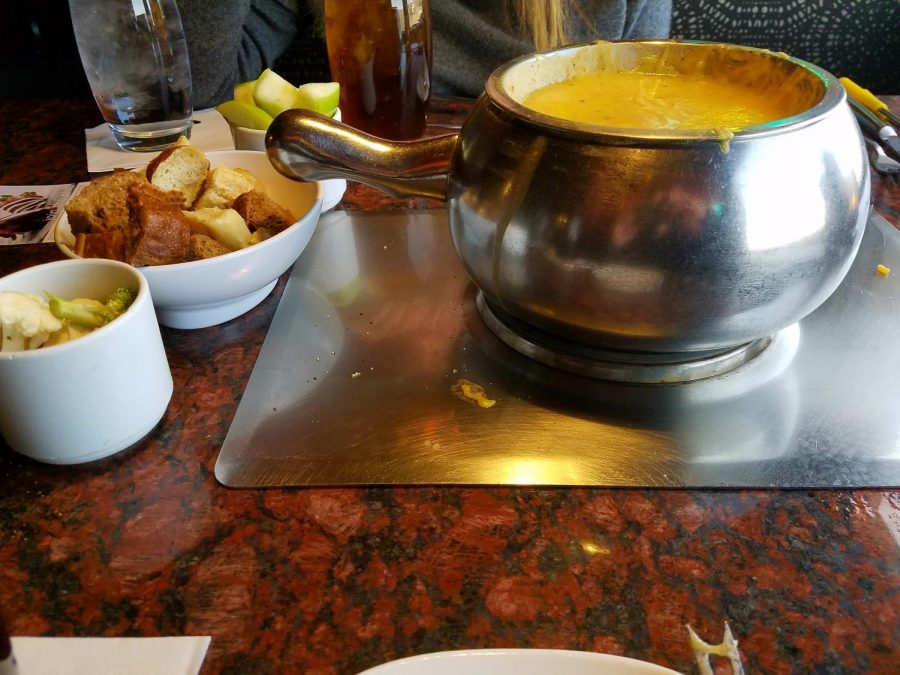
<box><xmin>294</xmin><ymin>82</ymin><xmax>341</xmax><ymax>116</ymax></box>
<box><xmin>215</xmin><ymin>100</ymin><xmax>274</xmax><ymax>130</ymax></box>
<box><xmin>234</xmin><ymin>79</ymin><xmax>257</xmax><ymax>105</ymax></box>
<box><xmin>253</xmin><ymin>68</ymin><xmax>301</xmax><ymax>117</ymax></box>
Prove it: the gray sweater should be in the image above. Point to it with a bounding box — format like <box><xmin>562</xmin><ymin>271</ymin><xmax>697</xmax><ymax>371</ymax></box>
<box><xmin>430</xmin><ymin>0</ymin><xmax>672</xmax><ymax>97</ymax></box>
<box><xmin>181</xmin><ymin>0</ymin><xmax>672</xmax><ymax>108</ymax></box>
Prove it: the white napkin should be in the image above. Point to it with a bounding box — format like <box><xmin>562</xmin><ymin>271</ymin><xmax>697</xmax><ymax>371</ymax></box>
<box><xmin>10</xmin><ymin>636</ymin><xmax>211</xmax><ymax>675</ymax></box>
<box><xmin>85</xmin><ymin>108</ymin><xmax>234</xmax><ymax>173</ymax></box>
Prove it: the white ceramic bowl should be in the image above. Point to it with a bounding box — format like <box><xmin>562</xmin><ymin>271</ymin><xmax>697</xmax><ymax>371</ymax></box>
<box><xmin>0</xmin><ymin>259</ymin><xmax>172</xmax><ymax>464</ymax></box>
<box><xmin>55</xmin><ymin>150</ymin><xmax>323</xmax><ymax>329</ymax></box>
<box><xmin>224</xmin><ymin>108</ymin><xmax>347</xmax><ymax>212</ymax></box>
<box><xmin>357</xmin><ymin>649</ymin><xmax>681</xmax><ymax>675</ymax></box>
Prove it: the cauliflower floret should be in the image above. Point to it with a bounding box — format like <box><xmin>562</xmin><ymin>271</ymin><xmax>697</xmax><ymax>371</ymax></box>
<box><xmin>0</xmin><ymin>292</ymin><xmax>64</xmax><ymax>352</ymax></box>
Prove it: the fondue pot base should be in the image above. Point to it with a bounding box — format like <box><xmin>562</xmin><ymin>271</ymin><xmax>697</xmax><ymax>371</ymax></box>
<box><xmin>475</xmin><ymin>293</ymin><xmax>773</xmax><ymax>384</ymax></box>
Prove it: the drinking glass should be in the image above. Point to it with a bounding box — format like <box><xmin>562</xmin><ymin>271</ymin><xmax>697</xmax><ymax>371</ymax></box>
<box><xmin>324</xmin><ymin>0</ymin><xmax>432</xmax><ymax>140</ymax></box>
<box><xmin>69</xmin><ymin>0</ymin><xmax>193</xmax><ymax>152</ymax></box>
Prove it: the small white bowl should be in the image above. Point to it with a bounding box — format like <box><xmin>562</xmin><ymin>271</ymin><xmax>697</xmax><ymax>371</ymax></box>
<box><xmin>55</xmin><ymin>150</ymin><xmax>323</xmax><ymax>329</ymax></box>
<box><xmin>0</xmin><ymin>259</ymin><xmax>172</xmax><ymax>464</ymax></box>
<box><xmin>224</xmin><ymin>108</ymin><xmax>347</xmax><ymax>212</ymax></box>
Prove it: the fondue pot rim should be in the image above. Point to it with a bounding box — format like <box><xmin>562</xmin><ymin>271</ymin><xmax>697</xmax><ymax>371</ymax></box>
<box><xmin>485</xmin><ymin>39</ymin><xmax>844</xmax><ymax>143</ymax></box>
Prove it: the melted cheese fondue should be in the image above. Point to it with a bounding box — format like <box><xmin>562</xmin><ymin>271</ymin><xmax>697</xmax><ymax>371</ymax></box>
<box><xmin>522</xmin><ymin>71</ymin><xmax>791</xmax><ymax>131</ymax></box>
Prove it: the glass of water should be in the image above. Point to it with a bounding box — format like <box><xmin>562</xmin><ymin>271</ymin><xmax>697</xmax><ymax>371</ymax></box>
<box><xmin>69</xmin><ymin>0</ymin><xmax>193</xmax><ymax>152</ymax></box>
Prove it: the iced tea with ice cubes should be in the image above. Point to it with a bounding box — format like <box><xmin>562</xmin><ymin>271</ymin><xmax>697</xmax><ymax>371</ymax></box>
<box><xmin>324</xmin><ymin>0</ymin><xmax>431</xmax><ymax>140</ymax></box>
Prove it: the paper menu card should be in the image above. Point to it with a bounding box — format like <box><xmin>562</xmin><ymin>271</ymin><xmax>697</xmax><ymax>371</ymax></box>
<box><xmin>9</xmin><ymin>636</ymin><xmax>210</xmax><ymax>675</ymax></box>
<box><xmin>0</xmin><ymin>184</ymin><xmax>75</xmax><ymax>246</ymax></box>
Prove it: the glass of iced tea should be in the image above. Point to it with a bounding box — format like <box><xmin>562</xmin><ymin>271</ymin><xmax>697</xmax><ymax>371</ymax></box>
<box><xmin>324</xmin><ymin>0</ymin><xmax>432</xmax><ymax>140</ymax></box>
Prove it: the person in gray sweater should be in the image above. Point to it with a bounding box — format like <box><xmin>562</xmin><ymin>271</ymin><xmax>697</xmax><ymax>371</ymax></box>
<box><xmin>180</xmin><ymin>0</ymin><xmax>672</xmax><ymax>109</ymax></box>
<box><xmin>430</xmin><ymin>0</ymin><xmax>671</xmax><ymax>98</ymax></box>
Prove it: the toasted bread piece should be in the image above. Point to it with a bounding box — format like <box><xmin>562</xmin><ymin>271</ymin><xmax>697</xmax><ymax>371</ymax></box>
<box><xmin>64</xmin><ymin>169</ymin><xmax>150</xmax><ymax>234</ymax></box>
<box><xmin>247</xmin><ymin>227</ymin><xmax>277</xmax><ymax>246</ymax></box>
<box><xmin>182</xmin><ymin>207</ymin><xmax>252</xmax><ymax>250</ymax></box>
<box><xmin>74</xmin><ymin>230</ymin><xmax>127</xmax><ymax>261</ymax></box>
<box><xmin>145</xmin><ymin>139</ymin><xmax>210</xmax><ymax>208</ymax></box>
<box><xmin>194</xmin><ymin>166</ymin><xmax>264</xmax><ymax>210</ymax></box>
<box><xmin>232</xmin><ymin>189</ymin><xmax>295</xmax><ymax>233</ymax></box>
<box><xmin>187</xmin><ymin>233</ymin><xmax>232</xmax><ymax>260</ymax></box>
<box><xmin>126</xmin><ymin>184</ymin><xmax>192</xmax><ymax>265</ymax></box>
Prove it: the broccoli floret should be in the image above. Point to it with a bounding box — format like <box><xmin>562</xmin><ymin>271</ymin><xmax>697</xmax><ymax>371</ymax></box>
<box><xmin>105</xmin><ymin>287</ymin><xmax>138</xmax><ymax>315</ymax></box>
<box><xmin>45</xmin><ymin>287</ymin><xmax>137</xmax><ymax>328</ymax></box>
<box><xmin>0</xmin><ymin>291</ymin><xmax>64</xmax><ymax>352</ymax></box>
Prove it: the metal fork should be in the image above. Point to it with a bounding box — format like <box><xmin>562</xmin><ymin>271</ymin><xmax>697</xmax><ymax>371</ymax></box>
<box><xmin>865</xmin><ymin>138</ymin><xmax>900</xmax><ymax>174</ymax></box>
<box><xmin>687</xmin><ymin>623</ymin><xmax>744</xmax><ymax>675</ymax></box>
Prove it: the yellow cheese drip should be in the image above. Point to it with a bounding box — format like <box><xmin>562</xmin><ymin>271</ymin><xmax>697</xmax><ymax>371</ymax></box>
<box><xmin>452</xmin><ymin>379</ymin><xmax>497</xmax><ymax>408</ymax></box>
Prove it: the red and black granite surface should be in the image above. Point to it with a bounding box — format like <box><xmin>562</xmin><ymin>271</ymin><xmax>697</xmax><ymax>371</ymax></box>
<box><xmin>0</xmin><ymin>97</ymin><xmax>898</xmax><ymax>675</ymax></box>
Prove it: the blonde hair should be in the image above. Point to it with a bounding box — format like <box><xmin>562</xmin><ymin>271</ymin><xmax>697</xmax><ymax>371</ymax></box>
<box><xmin>516</xmin><ymin>0</ymin><xmax>568</xmax><ymax>51</ymax></box>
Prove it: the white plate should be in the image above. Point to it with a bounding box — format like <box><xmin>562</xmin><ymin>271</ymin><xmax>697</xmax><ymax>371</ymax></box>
<box><xmin>356</xmin><ymin>649</ymin><xmax>681</xmax><ymax>675</ymax></box>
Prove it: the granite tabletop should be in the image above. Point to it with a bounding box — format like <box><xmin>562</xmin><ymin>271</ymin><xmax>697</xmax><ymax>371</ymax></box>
<box><xmin>0</xmin><ymin>96</ymin><xmax>898</xmax><ymax>675</ymax></box>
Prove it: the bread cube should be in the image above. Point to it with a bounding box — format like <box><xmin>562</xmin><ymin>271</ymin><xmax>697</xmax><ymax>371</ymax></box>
<box><xmin>146</xmin><ymin>139</ymin><xmax>211</xmax><ymax>208</ymax></box>
<box><xmin>194</xmin><ymin>167</ymin><xmax>264</xmax><ymax>210</ymax></box>
<box><xmin>182</xmin><ymin>207</ymin><xmax>252</xmax><ymax>251</ymax></box>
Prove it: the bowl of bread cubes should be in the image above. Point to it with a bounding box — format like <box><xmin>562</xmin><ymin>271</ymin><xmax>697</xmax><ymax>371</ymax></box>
<box><xmin>55</xmin><ymin>139</ymin><xmax>322</xmax><ymax>329</ymax></box>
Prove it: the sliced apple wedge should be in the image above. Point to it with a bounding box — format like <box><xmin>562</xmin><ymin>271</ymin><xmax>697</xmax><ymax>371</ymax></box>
<box><xmin>215</xmin><ymin>100</ymin><xmax>273</xmax><ymax>131</ymax></box>
<box><xmin>233</xmin><ymin>79</ymin><xmax>257</xmax><ymax>105</ymax></box>
<box><xmin>253</xmin><ymin>68</ymin><xmax>301</xmax><ymax>117</ymax></box>
<box><xmin>294</xmin><ymin>82</ymin><xmax>340</xmax><ymax>116</ymax></box>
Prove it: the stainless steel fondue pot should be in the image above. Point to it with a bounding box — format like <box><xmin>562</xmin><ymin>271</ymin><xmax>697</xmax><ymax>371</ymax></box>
<box><xmin>266</xmin><ymin>40</ymin><xmax>870</xmax><ymax>355</ymax></box>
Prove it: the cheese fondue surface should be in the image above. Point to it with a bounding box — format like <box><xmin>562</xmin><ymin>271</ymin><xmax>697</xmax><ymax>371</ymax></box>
<box><xmin>522</xmin><ymin>71</ymin><xmax>792</xmax><ymax>130</ymax></box>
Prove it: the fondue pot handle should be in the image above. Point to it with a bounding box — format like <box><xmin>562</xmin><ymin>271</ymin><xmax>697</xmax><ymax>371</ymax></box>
<box><xmin>266</xmin><ymin>109</ymin><xmax>458</xmax><ymax>200</ymax></box>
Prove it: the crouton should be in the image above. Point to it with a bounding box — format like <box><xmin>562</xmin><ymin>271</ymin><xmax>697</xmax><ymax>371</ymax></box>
<box><xmin>187</xmin><ymin>233</ymin><xmax>232</xmax><ymax>260</ymax></box>
<box><xmin>145</xmin><ymin>139</ymin><xmax>210</xmax><ymax>208</ymax></box>
<box><xmin>247</xmin><ymin>227</ymin><xmax>277</xmax><ymax>246</ymax></box>
<box><xmin>194</xmin><ymin>166</ymin><xmax>264</xmax><ymax>210</ymax></box>
<box><xmin>74</xmin><ymin>230</ymin><xmax>127</xmax><ymax>262</ymax></box>
<box><xmin>232</xmin><ymin>189</ymin><xmax>295</xmax><ymax>233</ymax></box>
<box><xmin>182</xmin><ymin>207</ymin><xmax>252</xmax><ymax>251</ymax></box>
<box><xmin>126</xmin><ymin>184</ymin><xmax>192</xmax><ymax>265</ymax></box>
<box><xmin>64</xmin><ymin>169</ymin><xmax>150</xmax><ymax>234</ymax></box>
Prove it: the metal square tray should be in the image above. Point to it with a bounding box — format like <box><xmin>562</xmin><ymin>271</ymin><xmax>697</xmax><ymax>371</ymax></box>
<box><xmin>215</xmin><ymin>210</ymin><xmax>900</xmax><ymax>488</ymax></box>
